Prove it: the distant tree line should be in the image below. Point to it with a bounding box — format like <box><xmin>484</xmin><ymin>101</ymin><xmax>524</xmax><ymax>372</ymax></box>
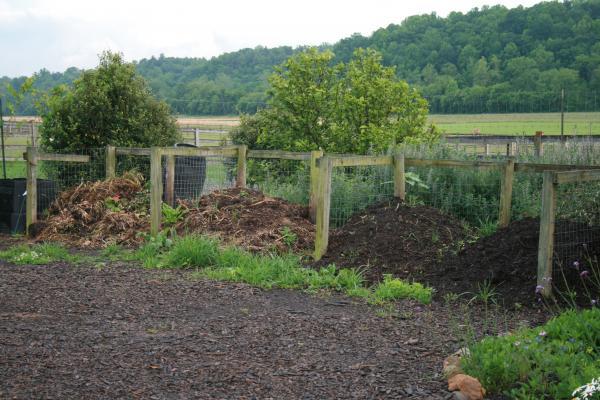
<box><xmin>2</xmin><ymin>0</ymin><xmax>600</xmax><ymax>115</ymax></box>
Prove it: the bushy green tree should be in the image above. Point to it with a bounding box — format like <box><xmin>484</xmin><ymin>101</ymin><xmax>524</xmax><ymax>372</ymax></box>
<box><xmin>40</xmin><ymin>51</ymin><xmax>180</xmax><ymax>151</ymax></box>
<box><xmin>232</xmin><ymin>48</ymin><xmax>432</xmax><ymax>154</ymax></box>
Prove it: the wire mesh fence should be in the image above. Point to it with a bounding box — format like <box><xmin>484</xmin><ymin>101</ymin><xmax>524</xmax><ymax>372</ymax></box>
<box><xmin>246</xmin><ymin>158</ymin><xmax>310</xmax><ymax>205</ymax></box>
<box><xmin>329</xmin><ymin>164</ymin><xmax>394</xmax><ymax>228</ymax></box>
<box><xmin>554</xmin><ymin>180</ymin><xmax>600</xmax><ymax>271</ymax></box>
<box><xmin>116</xmin><ymin>152</ymin><xmax>151</xmax><ymax>182</ymax></box>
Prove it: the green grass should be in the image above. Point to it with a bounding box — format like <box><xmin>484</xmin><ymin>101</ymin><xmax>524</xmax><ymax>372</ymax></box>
<box><xmin>463</xmin><ymin>308</ymin><xmax>600</xmax><ymax>399</ymax></box>
<box><xmin>0</xmin><ymin>243</ymin><xmax>77</xmax><ymax>264</ymax></box>
<box><xmin>139</xmin><ymin>234</ymin><xmax>433</xmax><ymax>304</ymax></box>
<box><xmin>1</xmin><ymin>161</ymin><xmax>26</xmax><ymax>178</ymax></box>
<box><xmin>429</xmin><ymin>112</ymin><xmax>600</xmax><ymax>135</ymax></box>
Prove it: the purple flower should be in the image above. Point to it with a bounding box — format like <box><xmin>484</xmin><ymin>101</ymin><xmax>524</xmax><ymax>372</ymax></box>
<box><xmin>580</xmin><ymin>270</ymin><xmax>590</xmax><ymax>278</ymax></box>
<box><xmin>573</xmin><ymin>261</ymin><xmax>580</xmax><ymax>270</ymax></box>
<box><xmin>539</xmin><ymin>331</ymin><xmax>547</xmax><ymax>337</ymax></box>
<box><xmin>535</xmin><ymin>285</ymin><xmax>544</xmax><ymax>294</ymax></box>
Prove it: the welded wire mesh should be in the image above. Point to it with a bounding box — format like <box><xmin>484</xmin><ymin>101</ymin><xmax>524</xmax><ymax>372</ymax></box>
<box><xmin>511</xmin><ymin>171</ymin><xmax>544</xmax><ymax>220</ymax></box>
<box><xmin>35</xmin><ymin>147</ymin><xmax>106</xmax><ymax>218</ymax></box>
<box><xmin>116</xmin><ymin>153</ymin><xmax>151</xmax><ymax>181</ymax></box>
<box><xmin>405</xmin><ymin>165</ymin><xmax>502</xmax><ymax>229</ymax></box>
<box><xmin>246</xmin><ymin>158</ymin><xmax>310</xmax><ymax>205</ymax></box>
<box><xmin>165</xmin><ymin>154</ymin><xmax>237</xmax><ymax>206</ymax></box>
<box><xmin>553</xmin><ymin>180</ymin><xmax>600</xmax><ymax>272</ymax></box>
<box><xmin>329</xmin><ymin>164</ymin><xmax>394</xmax><ymax>228</ymax></box>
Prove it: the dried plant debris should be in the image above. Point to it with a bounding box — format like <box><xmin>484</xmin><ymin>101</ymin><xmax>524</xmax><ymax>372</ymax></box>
<box><xmin>176</xmin><ymin>188</ymin><xmax>314</xmax><ymax>254</ymax></box>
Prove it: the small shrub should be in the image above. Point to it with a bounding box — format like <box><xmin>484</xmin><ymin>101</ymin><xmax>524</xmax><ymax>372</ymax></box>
<box><xmin>162</xmin><ymin>235</ymin><xmax>219</xmax><ymax>269</ymax></box>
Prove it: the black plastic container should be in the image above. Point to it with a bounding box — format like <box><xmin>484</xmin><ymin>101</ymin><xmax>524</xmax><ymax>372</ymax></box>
<box><xmin>162</xmin><ymin>143</ymin><xmax>207</xmax><ymax>204</ymax></box>
<box><xmin>0</xmin><ymin>178</ymin><xmax>58</xmax><ymax>233</ymax></box>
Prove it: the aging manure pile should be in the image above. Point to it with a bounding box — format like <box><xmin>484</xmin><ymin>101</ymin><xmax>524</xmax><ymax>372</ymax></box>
<box><xmin>34</xmin><ymin>172</ymin><xmax>149</xmax><ymax>248</ymax></box>
<box><xmin>318</xmin><ymin>200</ymin><xmax>469</xmax><ymax>283</ymax></box>
<box><xmin>436</xmin><ymin>218</ymin><xmax>600</xmax><ymax>306</ymax></box>
<box><xmin>176</xmin><ymin>188</ymin><xmax>314</xmax><ymax>253</ymax></box>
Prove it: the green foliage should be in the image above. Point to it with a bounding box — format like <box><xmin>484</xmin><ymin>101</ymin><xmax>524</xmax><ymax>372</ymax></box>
<box><xmin>371</xmin><ymin>274</ymin><xmax>433</xmax><ymax>304</ymax></box>
<box><xmin>463</xmin><ymin>308</ymin><xmax>600</xmax><ymax>399</ymax></box>
<box><xmin>161</xmin><ymin>203</ymin><xmax>187</xmax><ymax>226</ymax></box>
<box><xmin>38</xmin><ymin>51</ymin><xmax>180</xmax><ymax>153</ymax></box>
<box><xmin>0</xmin><ymin>243</ymin><xmax>73</xmax><ymax>264</ymax></box>
<box><xmin>232</xmin><ymin>48</ymin><xmax>433</xmax><ymax>154</ymax></box>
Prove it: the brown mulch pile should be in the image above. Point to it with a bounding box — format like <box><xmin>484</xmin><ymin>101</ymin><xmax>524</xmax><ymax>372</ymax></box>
<box><xmin>317</xmin><ymin>200</ymin><xmax>469</xmax><ymax>283</ymax></box>
<box><xmin>176</xmin><ymin>188</ymin><xmax>314</xmax><ymax>254</ymax></box>
<box><xmin>33</xmin><ymin>172</ymin><xmax>149</xmax><ymax>248</ymax></box>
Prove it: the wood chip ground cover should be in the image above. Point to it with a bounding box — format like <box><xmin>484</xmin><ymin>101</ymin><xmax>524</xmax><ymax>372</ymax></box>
<box><xmin>0</xmin><ymin>252</ymin><xmax>546</xmax><ymax>399</ymax></box>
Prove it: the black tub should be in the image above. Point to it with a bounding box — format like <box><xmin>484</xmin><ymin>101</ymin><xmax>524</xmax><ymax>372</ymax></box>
<box><xmin>162</xmin><ymin>143</ymin><xmax>207</xmax><ymax>204</ymax></box>
<box><xmin>0</xmin><ymin>178</ymin><xmax>58</xmax><ymax>233</ymax></box>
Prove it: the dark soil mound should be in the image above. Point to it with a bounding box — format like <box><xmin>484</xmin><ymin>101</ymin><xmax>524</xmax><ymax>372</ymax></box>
<box><xmin>317</xmin><ymin>200</ymin><xmax>469</xmax><ymax>283</ymax></box>
<box><xmin>436</xmin><ymin>218</ymin><xmax>600</xmax><ymax>306</ymax></box>
<box><xmin>176</xmin><ymin>188</ymin><xmax>314</xmax><ymax>254</ymax></box>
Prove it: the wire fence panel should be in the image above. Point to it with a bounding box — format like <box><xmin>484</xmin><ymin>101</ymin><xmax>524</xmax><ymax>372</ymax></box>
<box><xmin>405</xmin><ymin>165</ymin><xmax>501</xmax><ymax>229</ymax></box>
<box><xmin>247</xmin><ymin>158</ymin><xmax>310</xmax><ymax>205</ymax></box>
<box><xmin>511</xmin><ymin>171</ymin><xmax>544</xmax><ymax>220</ymax></box>
<box><xmin>116</xmin><ymin>153</ymin><xmax>151</xmax><ymax>182</ymax></box>
<box><xmin>37</xmin><ymin>148</ymin><xmax>106</xmax><ymax>211</ymax></box>
<box><xmin>166</xmin><ymin>155</ymin><xmax>237</xmax><ymax>206</ymax></box>
<box><xmin>329</xmin><ymin>165</ymin><xmax>394</xmax><ymax>228</ymax></box>
<box><xmin>553</xmin><ymin>180</ymin><xmax>600</xmax><ymax>273</ymax></box>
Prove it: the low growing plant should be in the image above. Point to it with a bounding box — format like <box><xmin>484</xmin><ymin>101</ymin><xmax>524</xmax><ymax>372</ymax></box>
<box><xmin>0</xmin><ymin>243</ymin><xmax>75</xmax><ymax>265</ymax></box>
<box><xmin>462</xmin><ymin>308</ymin><xmax>600</xmax><ymax>399</ymax></box>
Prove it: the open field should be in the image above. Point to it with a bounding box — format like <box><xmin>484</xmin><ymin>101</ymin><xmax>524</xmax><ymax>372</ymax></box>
<box><xmin>429</xmin><ymin>112</ymin><xmax>600</xmax><ymax>135</ymax></box>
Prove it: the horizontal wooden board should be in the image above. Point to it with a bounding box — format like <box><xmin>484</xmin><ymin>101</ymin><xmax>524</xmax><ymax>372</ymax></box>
<box><xmin>247</xmin><ymin>149</ymin><xmax>312</xmax><ymax>161</ymax></box>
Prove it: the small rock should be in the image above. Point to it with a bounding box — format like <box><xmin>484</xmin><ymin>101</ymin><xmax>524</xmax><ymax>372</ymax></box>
<box><xmin>452</xmin><ymin>392</ymin><xmax>469</xmax><ymax>400</ymax></box>
<box><xmin>404</xmin><ymin>338</ymin><xmax>419</xmax><ymax>345</ymax></box>
<box><xmin>448</xmin><ymin>374</ymin><xmax>486</xmax><ymax>400</ymax></box>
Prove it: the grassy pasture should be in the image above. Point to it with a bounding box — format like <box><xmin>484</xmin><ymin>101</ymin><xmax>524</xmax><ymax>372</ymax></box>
<box><xmin>429</xmin><ymin>112</ymin><xmax>600</xmax><ymax>135</ymax></box>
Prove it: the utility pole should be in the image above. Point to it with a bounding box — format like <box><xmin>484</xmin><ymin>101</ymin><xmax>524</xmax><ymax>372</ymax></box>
<box><xmin>0</xmin><ymin>97</ymin><xmax>6</xmax><ymax>179</ymax></box>
<box><xmin>560</xmin><ymin>88</ymin><xmax>565</xmax><ymax>139</ymax></box>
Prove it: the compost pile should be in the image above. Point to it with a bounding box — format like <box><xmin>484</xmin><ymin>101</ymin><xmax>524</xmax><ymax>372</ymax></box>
<box><xmin>436</xmin><ymin>218</ymin><xmax>600</xmax><ymax>306</ymax></box>
<box><xmin>34</xmin><ymin>172</ymin><xmax>149</xmax><ymax>247</ymax></box>
<box><xmin>176</xmin><ymin>188</ymin><xmax>314</xmax><ymax>253</ymax></box>
<box><xmin>317</xmin><ymin>200</ymin><xmax>469</xmax><ymax>283</ymax></box>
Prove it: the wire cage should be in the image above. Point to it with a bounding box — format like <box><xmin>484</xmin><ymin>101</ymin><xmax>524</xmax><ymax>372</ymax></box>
<box><xmin>246</xmin><ymin>157</ymin><xmax>310</xmax><ymax>205</ymax></box>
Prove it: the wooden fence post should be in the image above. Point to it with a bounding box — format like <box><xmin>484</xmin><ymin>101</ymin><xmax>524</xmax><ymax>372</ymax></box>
<box><xmin>393</xmin><ymin>151</ymin><xmax>406</xmax><ymax>200</ymax></box>
<box><xmin>534</xmin><ymin>131</ymin><xmax>544</xmax><ymax>157</ymax></box>
<box><xmin>194</xmin><ymin>128</ymin><xmax>200</xmax><ymax>146</ymax></box>
<box><xmin>150</xmin><ymin>147</ymin><xmax>163</xmax><ymax>236</ymax></box>
<box><xmin>25</xmin><ymin>147</ymin><xmax>37</xmax><ymax>235</ymax></box>
<box><xmin>309</xmin><ymin>149</ymin><xmax>323</xmax><ymax>223</ymax></box>
<box><xmin>236</xmin><ymin>145</ymin><xmax>247</xmax><ymax>188</ymax></box>
<box><xmin>105</xmin><ymin>145</ymin><xmax>116</xmax><ymax>178</ymax></box>
<box><xmin>498</xmin><ymin>158</ymin><xmax>515</xmax><ymax>227</ymax></box>
<box><xmin>537</xmin><ymin>171</ymin><xmax>556</xmax><ymax>298</ymax></box>
<box><xmin>165</xmin><ymin>155</ymin><xmax>175</xmax><ymax>206</ymax></box>
<box><xmin>314</xmin><ymin>156</ymin><xmax>332</xmax><ymax>260</ymax></box>
<box><xmin>484</xmin><ymin>142</ymin><xmax>490</xmax><ymax>156</ymax></box>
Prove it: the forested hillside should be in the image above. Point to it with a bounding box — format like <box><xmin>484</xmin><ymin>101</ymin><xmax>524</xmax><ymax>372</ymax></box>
<box><xmin>2</xmin><ymin>0</ymin><xmax>600</xmax><ymax>115</ymax></box>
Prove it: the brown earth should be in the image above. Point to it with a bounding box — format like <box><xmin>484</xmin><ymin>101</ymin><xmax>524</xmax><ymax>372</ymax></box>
<box><xmin>318</xmin><ymin>201</ymin><xmax>599</xmax><ymax>307</ymax></box>
<box><xmin>316</xmin><ymin>200</ymin><xmax>470</xmax><ymax>284</ymax></box>
<box><xmin>0</xmin><ymin>255</ymin><xmax>546</xmax><ymax>399</ymax></box>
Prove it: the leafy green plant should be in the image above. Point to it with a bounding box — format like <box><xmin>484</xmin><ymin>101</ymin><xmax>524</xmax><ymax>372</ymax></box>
<box><xmin>470</xmin><ymin>279</ymin><xmax>499</xmax><ymax>306</ymax></box>
<box><xmin>161</xmin><ymin>203</ymin><xmax>187</xmax><ymax>226</ymax></box>
<box><xmin>104</xmin><ymin>196</ymin><xmax>123</xmax><ymax>212</ymax></box>
<box><xmin>280</xmin><ymin>226</ymin><xmax>298</xmax><ymax>248</ymax></box>
<box><xmin>370</xmin><ymin>274</ymin><xmax>434</xmax><ymax>304</ymax></box>
<box><xmin>463</xmin><ymin>308</ymin><xmax>600</xmax><ymax>399</ymax></box>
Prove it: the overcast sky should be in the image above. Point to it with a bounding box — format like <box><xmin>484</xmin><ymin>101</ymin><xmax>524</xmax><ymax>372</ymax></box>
<box><xmin>1</xmin><ymin>0</ymin><xmax>541</xmax><ymax>77</ymax></box>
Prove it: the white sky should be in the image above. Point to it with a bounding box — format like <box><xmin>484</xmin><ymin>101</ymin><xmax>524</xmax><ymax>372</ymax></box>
<box><xmin>1</xmin><ymin>0</ymin><xmax>541</xmax><ymax>77</ymax></box>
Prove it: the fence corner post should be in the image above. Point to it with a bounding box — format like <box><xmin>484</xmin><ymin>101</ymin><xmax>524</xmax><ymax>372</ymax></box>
<box><xmin>537</xmin><ymin>171</ymin><xmax>556</xmax><ymax>298</ymax></box>
<box><xmin>309</xmin><ymin>149</ymin><xmax>324</xmax><ymax>223</ymax></box>
<box><xmin>314</xmin><ymin>156</ymin><xmax>332</xmax><ymax>260</ymax></box>
<box><xmin>150</xmin><ymin>147</ymin><xmax>163</xmax><ymax>236</ymax></box>
<box><xmin>236</xmin><ymin>145</ymin><xmax>247</xmax><ymax>188</ymax></box>
<box><xmin>105</xmin><ymin>145</ymin><xmax>116</xmax><ymax>179</ymax></box>
<box><xmin>25</xmin><ymin>146</ymin><xmax>38</xmax><ymax>235</ymax></box>
<box><xmin>498</xmin><ymin>158</ymin><xmax>515</xmax><ymax>228</ymax></box>
<box><xmin>393</xmin><ymin>151</ymin><xmax>406</xmax><ymax>201</ymax></box>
